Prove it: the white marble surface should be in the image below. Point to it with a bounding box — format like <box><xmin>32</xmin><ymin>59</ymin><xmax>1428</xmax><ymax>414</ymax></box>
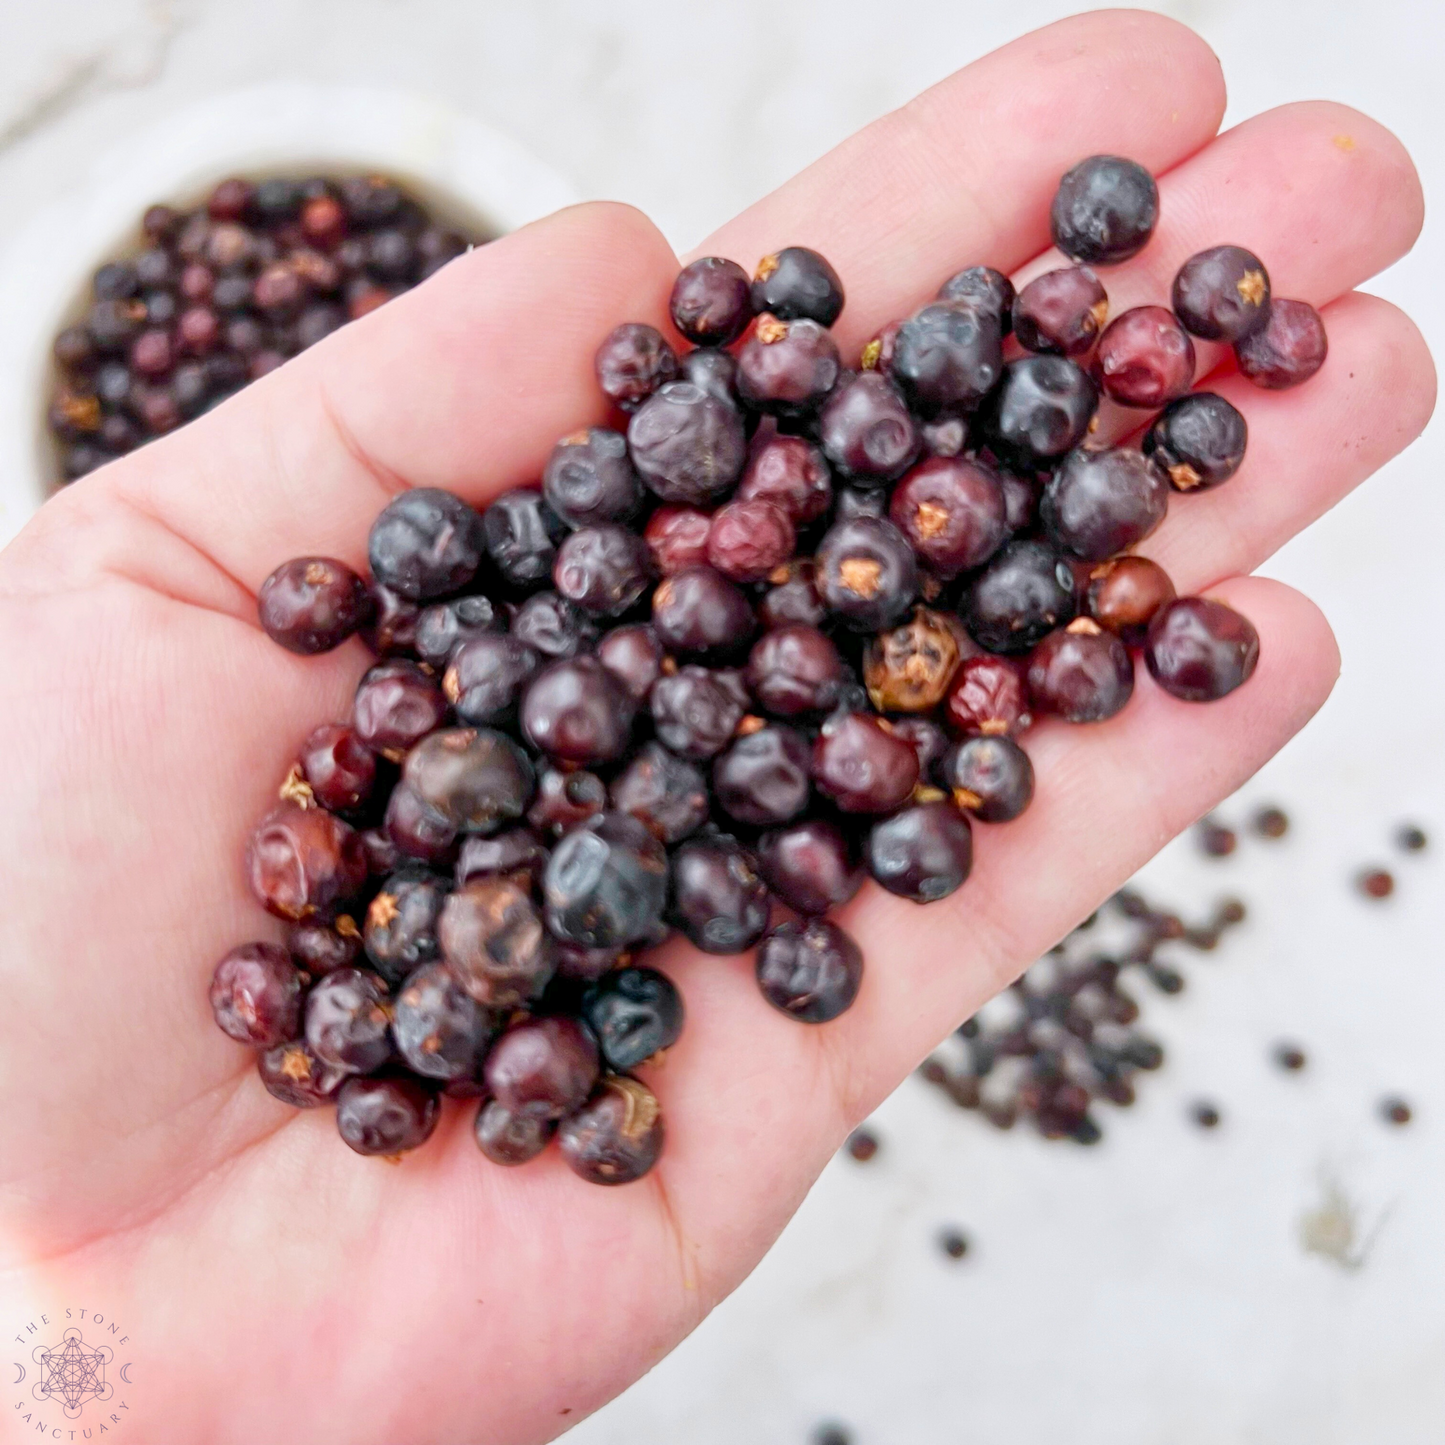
<box><xmin>2</xmin><ymin>3</ymin><xmax>1442</xmax><ymax>1442</ymax></box>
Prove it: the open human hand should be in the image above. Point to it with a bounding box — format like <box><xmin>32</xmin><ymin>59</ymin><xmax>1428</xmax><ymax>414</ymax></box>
<box><xmin>0</xmin><ymin>11</ymin><xmax>1431</xmax><ymax>1444</ymax></box>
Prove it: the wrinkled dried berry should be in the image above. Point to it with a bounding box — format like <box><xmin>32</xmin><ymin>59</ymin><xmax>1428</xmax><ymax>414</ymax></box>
<box><xmin>677</xmin><ymin>345</ymin><xmax>741</xmax><ymax>406</ymax></box>
<box><xmin>456</xmin><ymin>827</ymin><xmax>550</xmax><ymax>889</ymax></box>
<box><xmin>528</xmin><ymin>766</ymin><xmax>607</xmax><ymax>837</ymax></box>
<box><xmin>756</xmin><ymin>919</ymin><xmax>862</xmax><ymax>1023</ymax></box>
<box><xmin>1042</xmin><ymin>447</ymin><xmax>1168</xmax><ymax>562</ymax></box>
<box><xmin>510</xmin><ymin>591</ymin><xmax>600</xmax><ymax>660</ymax></box>
<box><xmin>751</xmin><ymin>247</ymin><xmax>844</xmax><ymax>326</ymax></box>
<box><xmin>1027</xmin><ymin>620</ymin><xmax>1134</xmax><ymax>722</ymax></box>
<box><xmin>474</xmin><ymin>1098</ymin><xmax>556</xmax><ymax>1164</ymax></box>
<box><xmin>866</xmin><ymin>801</ymin><xmax>974</xmax><ymax>902</ymax></box>
<box><xmin>644</xmin><ymin>505</ymin><xmax>713</xmax><ymax>577</ymax></box>
<box><xmin>984</xmin><ymin>356</ymin><xmax>1098</xmax><ymax>461</ymax></box>
<box><xmin>482</xmin><ymin>489</ymin><xmax>567</xmax><ymax>590</ymax></box>
<box><xmin>945</xmin><ymin>654</ymin><xmax>1031</xmax><ymax>737</ymax></box>
<box><xmin>258</xmin><ymin>556</ymin><xmax>372</xmax><ymax>654</ymax></box>
<box><xmin>559</xmin><ymin>1076</ymin><xmax>665</xmax><ymax>1184</ymax></box>
<box><xmin>650</xmin><ymin>664</ymin><xmax>746</xmax><ymax>758</ymax></box>
<box><xmin>963</xmin><ymin>540</ymin><xmax>1076</xmax><ymax>654</ymax></box>
<box><xmin>352</xmin><ymin>661</ymin><xmax>448</xmax><ymax>757</ymax></box>
<box><xmin>336</xmin><ymin>1075</ymin><xmax>439</xmax><ymax>1156</ymax></box>
<box><xmin>863</xmin><ymin>607</ymin><xmax>964</xmax><ymax>713</ymax></box>
<box><xmin>1172</xmin><ymin>245</ymin><xmax>1270</xmax><ymax>342</ymax></box>
<box><xmin>670</xmin><ymin>833</ymin><xmax>771</xmax><ymax>954</ymax></box>
<box><xmin>737</xmin><ymin>433</ymin><xmax>832</xmax><ymax>524</ymax></box>
<box><xmin>392</xmin><ymin>960</ymin><xmax>494</xmax><ymax>1079</ymax></box>
<box><xmin>1234</xmin><ymin>298</ymin><xmax>1328</xmax><ymax>389</ymax></box>
<box><xmin>210</xmin><ymin>942</ymin><xmax>304</xmax><ymax>1048</ymax></box>
<box><xmin>368</xmin><ymin>488</ymin><xmax>484</xmax><ymax>601</ymax></box>
<box><xmin>1051</xmin><ymin>155</ymin><xmax>1158</xmax><ymax>265</ymax></box>
<box><xmin>628</xmin><ymin>382</ymin><xmax>748</xmax><ymax>505</ymax></box>
<box><xmin>747</xmin><ymin>624</ymin><xmax>846</xmax><ymax>717</ymax></box>
<box><xmin>819</xmin><ymin>372</ymin><xmax>921</xmax><ymax>482</ymax></box>
<box><xmin>890</xmin><ymin>302</ymin><xmax>1003</xmax><ymax>416</ymax></box>
<box><xmin>938</xmin><ymin>266</ymin><xmax>1015</xmax><ymax>332</ymax></box>
<box><xmin>443</xmin><ymin>633</ymin><xmax>542</xmax><ymax>726</ymax></box>
<box><xmin>543</xmin><ymin>427</ymin><xmax>644</xmax><ymax>528</ymax></box>
<box><xmin>610</xmin><ymin>742</ymin><xmax>711</xmax><ymax>844</ymax></box>
<box><xmin>670</xmin><ymin>256</ymin><xmax>753</xmax><ymax>345</ymax></box>
<box><xmin>247</xmin><ymin>804</ymin><xmax>368</xmax><ymax>921</ymax></box>
<box><xmin>553</xmin><ymin>524</ymin><xmax>654</xmax><ymax>616</ymax></box>
<box><xmin>1145</xmin><ymin>598</ymin><xmax>1260</xmax><ymax>702</ymax></box>
<box><xmin>598</xmin><ymin>622</ymin><xmax>666</xmax><ymax>700</ymax></box>
<box><xmin>300</xmin><ymin>724</ymin><xmax>377</xmax><ymax>813</ymax></box>
<box><xmin>706</xmin><ymin>499</ymin><xmax>796</xmax><ymax>584</ymax></box>
<box><xmin>583</xmin><ymin>966</ymin><xmax>684</xmax><ymax>1071</ymax></box>
<box><xmin>1143</xmin><ymin>392</ymin><xmax>1248</xmax><ymax>493</ymax></box>
<box><xmin>812</xmin><ymin>711</ymin><xmax>919</xmax><ymax>813</ymax></box>
<box><xmin>306</xmin><ymin>967</ymin><xmax>394</xmax><ymax>1072</ymax></box>
<box><xmin>941</xmin><ymin>736</ymin><xmax>1035</xmax><ymax>822</ymax></box>
<box><xmin>737</xmin><ymin>315</ymin><xmax>841</xmax><ymax>417</ymax></box>
<box><xmin>713</xmin><ymin>724</ymin><xmax>812</xmax><ymax>826</ymax></box>
<box><xmin>414</xmin><ymin>594</ymin><xmax>501</xmax><ymax>668</ymax></box>
<box><xmin>259</xmin><ymin>1040</ymin><xmax>347</xmax><ymax>1107</ymax></box>
<box><xmin>403</xmin><ymin>726</ymin><xmax>534</xmax><ymax>834</ymax></box>
<box><xmin>288</xmin><ymin>919</ymin><xmax>362</xmax><ymax>975</ymax></box>
<box><xmin>440</xmin><ymin>876</ymin><xmax>555</xmax><ymax>1005</ymax></box>
<box><xmin>757</xmin><ymin>819</ymin><xmax>863</xmax><ymax>916</ymax></box>
<box><xmin>1094</xmin><ymin>306</ymin><xmax>1196</xmax><ymax>408</ymax></box>
<box><xmin>1013</xmin><ymin>266</ymin><xmax>1108</xmax><ymax>356</ymax></box>
<box><xmin>544</xmin><ymin>812</ymin><xmax>670</xmax><ymax>949</ymax></box>
<box><xmin>595</xmin><ymin>323</ymin><xmax>678</xmax><ymax>412</ymax></box>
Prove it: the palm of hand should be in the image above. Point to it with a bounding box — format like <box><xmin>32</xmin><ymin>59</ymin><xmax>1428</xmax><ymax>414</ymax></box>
<box><xmin>0</xmin><ymin>14</ymin><xmax>1431</xmax><ymax>1445</ymax></box>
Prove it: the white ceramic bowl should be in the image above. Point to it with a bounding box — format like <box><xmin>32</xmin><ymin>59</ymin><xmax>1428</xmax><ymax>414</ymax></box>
<box><xmin>0</xmin><ymin>82</ymin><xmax>580</xmax><ymax>549</ymax></box>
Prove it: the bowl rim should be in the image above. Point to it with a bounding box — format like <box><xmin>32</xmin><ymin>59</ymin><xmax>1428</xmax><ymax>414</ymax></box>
<box><xmin>0</xmin><ymin>81</ymin><xmax>581</xmax><ymax>549</ymax></box>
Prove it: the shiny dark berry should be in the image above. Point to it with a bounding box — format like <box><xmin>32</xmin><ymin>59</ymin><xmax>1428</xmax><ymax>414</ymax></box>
<box><xmin>648</xmin><ymin>569</ymin><xmax>752</xmax><ymax>667</ymax></box>
<box><xmin>815</xmin><ymin>516</ymin><xmax>919</xmax><ymax>631</ymax></box>
<box><xmin>392</xmin><ymin>960</ymin><xmax>494</xmax><ymax>1079</ymax></box>
<box><xmin>863</xmin><ymin>607</ymin><xmax>965</xmax><ymax>714</ymax></box>
<box><xmin>650</xmin><ymin>665</ymin><xmax>746</xmax><ymax>758</ymax></box>
<box><xmin>758</xmin><ymin>563</ymin><xmax>827</xmax><ymax>630</ymax></box>
<box><xmin>440</xmin><ymin>877</ymin><xmax>555</xmax><ymax>1006</ymax></box>
<box><xmin>756</xmin><ymin>819</ymin><xmax>863</xmax><ymax>916</ymax></box>
<box><xmin>352</xmin><ymin>660</ymin><xmax>447</xmax><ymax>757</ymax></box>
<box><xmin>670</xmin><ymin>256</ymin><xmax>754</xmax><ymax>345</ymax></box>
<box><xmin>553</xmin><ymin>524</ymin><xmax>653</xmax><ymax>616</ymax></box>
<box><xmin>984</xmin><ymin>356</ymin><xmax>1098</xmax><ymax>461</ymax></box>
<box><xmin>367</xmin><ymin>487</ymin><xmax>484</xmax><ymax>601</ymax></box>
<box><xmin>456</xmin><ymin>827</ymin><xmax>550</xmax><ymax>890</ymax></box>
<box><xmin>1094</xmin><ymin>306</ymin><xmax>1196</xmax><ymax>408</ymax></box>
<box><xmin>1172</xmin><ymin>246</ymin><xmax>1270</xmax><ymax>342</ymax></box>
<box><xmin>812</xmin><ymin>711</ymin><xmax>920</xmax><ymax>813</ymax></box>
<box><xmin>1027</xmin><ymin>620</ymin><xmax>1134</xmax><ymax>722</ymax></box>
<box><xmin>751</xmin><ymin>247</ymin><xmax>844</xmax><ymax>326</ymax></box>
<box><xmin>210</xmin><ymin>942</ymin><xmax>304</xmax><ymax>1048</ymax></box>
<box><xmin>598</xmin><ymin>623</ymin><xmax>666</xmax><ymax>700</ymax></box>
<box><xmin>866</xmin><ymin>801</ymin><xmax>974</xmax><ymax>902</ymax></box>
<box><xmin>1086</xmin><ymin>556</ymin><xmax>1176</xmax><ymax>645</ymax></box>
<box><xmin>670</xmin><ymin>834</ymin><xmax>770</xmax><ymax>954</ymax></box>
<box><xmin>247</xmin><ymin>804</ymin><xmax>367</xmax><ymax>921</ymax></box>
<box><xmin>1234</xmin><ymin>299</ymin><xmax>1328</xmax><ymax>389</ymax></box>
<box><xmin>364</xmin><ymin>866</ymin><xmax>451</xmax><ymax>984</ymax></box>
<box><xmin>305</xmin><ymin>968</ymin><xmax>394</xmax><ymax>1072</ymax></box>
<box><xmin>258</xmin><ymin>556</ymin><xmax>372</xmax><ymax>654</ymax></box>
<box><xmin>963</xmin><ymin>539</ymin><xmax>1076</xmax><ymax>654</ymax></box>
<box><xmin>443</xmin><ymin>633</ymin><xmax>541</xmax><ymax>727</ymax></box>
<box><xmin>414</xmin><ymin>594</ymin><xmax>501</xmax><ymax>669</ymax></box>
<box><xmin>259</xmin><ymin>1040</ymin><xmax>346</xmax><ymax>1107</ymax></box>
<box><xmin>644</xmin><ymin>505</ymin><xmax>713</xmax><ymax>576</ymax></box>
<box><xmin>1013</xmin><ymin>266</ymin><xmax>1108</xmax><ymax>356</ymax></box>
<box><xmin>482</xmin><ymin>488</ymin><xmax>567</xmax><ymax>589</ymax></box>
<box><xmin>583</xmin><ymin>966</ymin><xmax>684</xmax><ymax>1071</ymax></box>
<box><xmin>299</xmin><ymin>724</ymin><xmax>376</xmax><ymax>814</ymax></box>
<box><xmin>288</xmin><ymin>919</ymin><xmax>362</xmax><ymax>975</ymax></box>
<box><xmin>485</xmin><ymin>1015</ymin><xmax>600</xmax><ymax>1120</ymax></box>
<box><xmin>474</xmin><ymin>1099</ymin><xmax>556</xmax><ymax>1164</ymax></box>
<box><xmin>559</xmin><ymin>1076</ymin><xmax>664</xmax><ymax>1185</ymax></box>
<box><xmin>542</xmin><ymin>427</ymin><xmax>643</xmax><ymax>528</ymax></box>
<box><xmin>818</xmin><ymin>372</ymin><xmax>921</xmax><ymax>482</ymax></box>
<box><xmin>510</xmin><ymin>591</ymin><xmax>600</xmax><ymax>659</ymax></box>
<box><xmin>1051</xmin><ymin>155</ymin><xmax>1159</xmax><ymax>265</ymax></box>
<box><xmin>746</xmin><ymin>624</ymin><xmax>846</xmax><ymax>716</ymax></box>
<box><xmin>737</xmin><ymin>315</ymin><xmax>840</xmax><ymax>417</ymax></box>
<box><xmin>890</xmin><ymin>457</ymin><xmax>1008</xmax><ymax>578</ymax></box>
<box><xmin>706</xmin><ymin>500</ymin><xmax>795</xmax><ymax>584</ymax></box>
<box><xmin>336</xmin><ymin>1075</ymin><xmax>439</xmax><ymax>1156</ymax></box>
<box><xmin>1042</xmin><ymin>447</ymin><xmax>1168</xmax><ymax>562</ymax></box>
<box><xmin>521</xmin><ymin>655</ymin><xmax>636</xmax><ymax>765</ymax></box>
<box><xmin>713</xmin><ymin>724</ymin><xmax>812</xmax><ymax>826</ymax></box>
<box><xmin>671</xmin><ymin>358</ymin><xmax>737</xmax><ymax>424</ymax></box>
<box><xmin>945</xmin><ymin>654</ymin><xmax>1031</xmax><ymax>737</ymax></box>
<box><xmin>528</xmin><ymin>766</ymin><xmax>607</xmax><ymax>837</ymax></box>
<box><xmin>628</xmin><ymin>382</ymin><xmax>747</xmax><ymax>506</ymax></box>
<box><xmin>595</xmin><ymin>323</ymin><xmax>678</xmax><ymax>412</ymax></box>
<box><xmin>1145</xmin><ymin>598</ymin><xmax>1260</xmax><ymax>701</ymax></box>
<box><xmin>941</xmin><ymin>736</ymin><xmax>1035</xmax><ymax>822</ymax></box>
<box><xmin>888</xmin><ymin>717</ymin><xmax>950</xmax><ymax>775</ymax></box>
<box><xmin>937</xmin><ymin>265</ymin><xmax>1015</xmax><ymax>332</ymax></box>
<box><xmin>890</xmin><ymin>301</ymin><xmax>1003</xmax><ymax>417</ymax></box>
<box><xmin>544</xmin><ymin>812</ymin><xmax>669</xmax><ymax>949</ymax></box>
<box><xmin>756</xmin><ymin>919</ymin><xmax>862</xmax><ymax>1023</ymax></box>
<box><xmin>1143</xmin><ymin>392</ymin><xmax>1248</xmax><ymax>493</ymax></box>
<box><xmin>737</xmin><ymin>433</ymin><xmax>832</xmax><ymax>524</ymax></box>
<box><xmin>609</xmin><ymin>742</ymin><xmax>710</xmax><ymax>844</ymax></box>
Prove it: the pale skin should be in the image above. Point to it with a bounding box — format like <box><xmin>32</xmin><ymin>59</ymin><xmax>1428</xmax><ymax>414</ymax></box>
<box><xmin>0</xmin><ymin>11</ymin><xmax>1433</xmax><ymax>1443</ymax></box>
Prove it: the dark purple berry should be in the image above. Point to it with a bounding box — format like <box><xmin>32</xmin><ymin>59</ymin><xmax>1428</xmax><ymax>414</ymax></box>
<box><xmin>938</xmin><ymin>266</ymin><xmax>1015</xmax><ymax>332</ymax></box>
<box><xmin>1027</xmin><ymin>621</ymin><xmax>1134</xmax><ymax>722</ymax></box>
<box><xmin>259</xmin><ymin>1040</ymin><xmax>346</xmax><ymax>1107</ymax></box>
<box><xmin>649</xmin><ymin>665</ymin><xmax>746</xmax><ymax>758</ymax></box>
<box><xmin>543</xmin><ymin>812</ymin><xmax>670</xmax><ymax>949</ymax></box>
<box><xmin>384</xmin><ymin>784</ymin><xmax>458</xmax><ymax>865</ymax></box>
<box><xmin>258</xmin><ymin>556</ymin><xmax>372</xmax><ymax>654</ymax></box>
<box><xmin>758</xmin><ymin>563</ymin><xmax>827</xmax><ymax>630</ymax></box>
<box><xmin>652</xmin><ymin>565</ymin><xmax>757</xmax><ymax>656</ymax></box>
<box><xmin>352</xmin><ymin>660</ymin><xmax>447</xmax><ymax>757</ymax></box>
<box><xmin>482</xmin><ymin>488</ymin><xmax>567</xmax><ymax>589</ymax></box>
<box><xmin>583</xmin><ymin>966</ymin><xmax>684</xmax><ymax>1071</ymax></box>
<box><xmin>890</xmin><ymin>301</ymin><xmax>1003</xmax><ymax>416</ymax></box>
<box><xmin>443</xmin><ymin>633</ymin><xmax>541</xmax><ymax>726</ymax></box>
<box><xmin>1145</xmin><ymin>598</ymin><xmax>1260</xmax><ymax>701</ymax></box>
<box><xmin>644</xmin><ymin>505</ymin><xmax>713</xmax><ymax>576</ymax></box>
<box><xmin>815</xmin><ymin>516</ymin><xmax>919</xmax><ymax>631</ymax></box>
<box><xmin>746</xmin><ymin>624</ymin><xmax>846</xmax><ymax>716</ymax></box>
<box><xmin>713</xmin><ymin>724</ymin><xmax>812</xmax><ymax>827</ymax></box>
<box><xmin>609</xmin><ymin>742</ymin><xmax>710</xmax><ymax>844</ymax></box>
<box><xmin>553</xmin><ymin>524</ymin><xmax>653</xmax><ymax>616</ymax></box>
<box><xmin>757</xmin><ymin>819</ymin><xmax>862</xmax><ymax>916</ymax></box>
<box><xmin>1234</xmin><ymin>299</ymin><xmax>1328</xmax><ymax>389</ymax></box>
<box><xmin>941</xmin><ymin>736</ymin><xmax>1034</xmax><ymax>822</ymax></box>
<box><xmin>247</xmin><ymin>805</ymin><xmax>368</xmax><ymax>922</ymax></box>
<box><xmin>1041</xmin><ymin>447</ymin><xmax>1168</xmax><ymax>561</ymax></box>
<box><xmin>363</xmin><ymin>866</ymin><xmax>451</xmax><ymax>984</ymax></box>
<box><xmin>671</xmin><ymin>257</ymin><xmax>754</xmax><ymax>345</ymax></box>
<box><xmin>528</xmin><ymin>766</ymin><xmax>607</xmax><ymax>837</ymax></box>
<box><xmin>889</xmin><ymin>457</ymin><xmax>1008</xmax><ymax>578</ymax></box>
<box><xmin>751</xmin><ymin>247</ymin><xmax>844</xmax><ymax>326</ymax></box>
<box><xmin>1051</xmin><ymin>155</ymin><xmax>1159</xmax><ymax>265</ymax></box>
<box><xmin>670</xmin><ymin>834</ymin><xmax>770</xmax><ymax>954</ymax></box>
<box><xmin>963</xmin><ymin>539</ymin><xmax>1076</xmax><ymax>654</ymax></box>
<box><xmin>706</xmin><ymin>500</ymin><xmax>795</xmax><ymax>584</ymax></box>
<box><xmin>543</xmin><ymin>428</ymin><xmax>643</xmax><ymax>529</ymax></box>
<box><xmin>521</xmin><ymin>656</ymin><xmax>636</xmax><ymax>765</ymax></box>
<box><xmin>485</xmin><ymin>1015</ymin><xmax>600</xmax><ymax>1120</ymax></box>
<box><xmin>288</xmin><ymin>920</ymin><xmax>362</xmax><ymax>975</ymax></box>
<box><xmin>456</xmin><ymin>827</ymin><xmax>550</xmax><ymax>890</ymax></box>
<box><xmin>475</xmin><ymin>1099</ymin><xmax>555</xmax><ymax>1164</ymax></box>
<box><xmin>297</xmin><ymin>724</ymin><xmax>376</xmax><ymax>814</ymax></box>
<box><xmin>737</xmin><ymin>315</ymin><xmax>841</xmax><ymax>417</ymax></box>
<box><xmin>595</xmin><ymin>323</ymin><xmax>679</xmax><ymax>412</ymax></box>
<box><xmin>1143</xmin><ymin>392</ymin><xmax>1248</xmax><ymax>492</ymax></box>
<box><xmin>1013</xmin><ymin>267</ymin><xmax>1108</xmax><ymax>356</ymax></box>
<box><xmin>756</xmin><ymin>919</ymin><xmax>862</xmax><ymax>1023</ymax></box>
<box><xmin>628</xmin><ymin>382</ymin><xmax>747</xmax><ymax>506</ymax></box>
<box><xmin>210</xmin><ymin>942</ymin><xmax>303</xmax><ymax>1048</ymax></box>
<box><xmin>510</xmin><ymin>591</ymin><xmax>600</xmax><ymax>659</ymax></box>
<box><xmin>414</xmin><ymin>594</ymin><xmax>501</xmax><ymax>669</ymax></box>
<box><xmin>1094</xmin><ymin>307</ymin><xmax>1196</xmax><ymax>408</ymax></box>
<box><xmin>984</xmin><ymin>356</ymin><xmax>1098</xmax><ymax>461</ymax></box>
<box><xmin>737</xmin><ymin>434</ymin><xmax>833</xmax><ymax>524</ymax></box>
<box><xmin>336</xmin><ymin>1075</ymin><xmax>439</xmax><ymax>1156</ymax></box>
<box><xmin>866</xmin><ymin>801</ymin><xmax>974</xmax><ymax>902</ymax></box>
<box><xmin>367</xmin><ymin>488</ymin><xmax>484</xmax><ymax>601</ymax></box>
<box><xmin>440</xmin><ymin>877</ymin><xmax>555</xmax><ymax>1006</ymax></box>
<box><xmin>392</xmin><ymin>961</ymin><xmax>494</xmax><ymax>1079</ymax></box>
<box><xmin>559</xmin><ymin>1076</ymin><xmax>664</xmax><ymax>1185</ymax></box>
<box><xmin>818</xmin><ymin>372</ymin><xmax>921</xmax><ymax>482</ymax></box>
<box><xmin>305</xmin><ymin>968</ymin><xmax>394</xmax><ymax>1073</ymax></box>
<box><xmin>598</xmin><ymin>623</ymin><xmax>666</xmax><ymax>700</ymax></box>
<box><xmin>677</xmin><ymin>345</ymin><xmax>741</xmax><ymax>405</ymax></box>
<box><xmin>1172</xmin><ymin>246</ymin><xmax>1270</xmax><ymax>342</ymax></box>
<box><xmin>812</xmin><ymin>711</ymin><xmax>920</xmax><ymax>813</ymax></box>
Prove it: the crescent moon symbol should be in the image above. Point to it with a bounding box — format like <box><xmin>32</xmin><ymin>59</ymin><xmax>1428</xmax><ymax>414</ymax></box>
<box><xmin>12</xmin><ymin>1363</ymin><xmax>24</xmax><ymax>1384</ymax></box>
<box><xmin>119</xmin><ymin>1363</ymin><xmax>132</xmax><ymax>1384</ymax></box>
